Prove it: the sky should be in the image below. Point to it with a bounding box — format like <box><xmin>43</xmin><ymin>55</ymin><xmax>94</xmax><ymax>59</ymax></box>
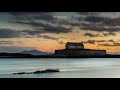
<box><xmin>0</xmin><ymin>12</ymin><xmax>120</xmax><ymax>53</ymax></box>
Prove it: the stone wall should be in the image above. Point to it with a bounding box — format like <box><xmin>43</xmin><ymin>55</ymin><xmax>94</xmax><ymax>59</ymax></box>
<box><xmin>55</xmin><ymin>49</ymin><xmax>106</xmax><ymax>56</ymax></box>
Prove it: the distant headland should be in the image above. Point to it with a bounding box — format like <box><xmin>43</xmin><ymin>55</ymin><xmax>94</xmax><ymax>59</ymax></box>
<box><xmin>0</xmin><ymin>42</ymin><xmax>120</xmax><ymax>58</ymax></box>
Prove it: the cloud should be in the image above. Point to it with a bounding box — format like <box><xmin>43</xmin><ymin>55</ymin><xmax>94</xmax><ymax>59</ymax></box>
<box><xmin>9</xmin><ymin>12</ymin><xmax>73</xmax><ymax>34</ymax></box>
<box><xmin>33</xmin><ymin>14</ymin><xmax>55</xmax><ymax>21</ymax></box>
<box><xmin>78</xmin><ymin>14</ymin><xmax>120</xmax><ymax>33</ymax></box>
<box><xmin>0</xmin><ymin>29</ymin><xmax>24</xmax><ymax>38</ymax></box>
<box><xmin>56</xmin><ymin>40</ymin><xmax>66</xmax><ymax>44</ymax></box>
<box><xmin>84</xmin><ymin>33</ymin><xmax>101</xmax><ymax>37</ymax></box>
<box><xmin>0</xmin><ymin>28</ymin><xmax>67</xmax><ymax>42</ymax></box>
<box><xmin>0</xmin><ymin>40</ymin><xmax>23</xmax><ymax>45</ymax></box>
<box><xmin>102</xmin><ymin>17</ymin><xmax>120</xmax><ymax>26</ymax></box>
<box><xmin>0</xmin><ymin>28</ymin><xmax>40</xmax><ymax>38</ymax></box>
<box><xmin>80</xmin><ymin>23</ymin><xmax>120</xmax><ymax>32</ymax></box>
<box><xmin>82</xmin><ymin>39</ymin><xmax>115</xmax><ymax>44</ymax></box>
<box><xmin>76</xmin><ymin>12</ymin><xmax>100</xmax><ymax>16</ymax></box>
<box><xmin>38</xmin><ymin>35</ymin><xmax>67</xmax><ymax>44</ymax></box>
<box><xmin>108</xmin><ymin>39</ymin><xmax>115</xmax><ymax>42</ymax></box>
<box><xmin>21</xmin><ymin>24</ymin><xmax>72</xmax><ymax>34</ymax></box>
<box><xmin>82</xmin><ymin>40</ymin><xmax>96</xmax><ymax>44</ymax></box>
<box><xmin>9</xmin><ymin>12</ymin><xmax>56</xmax><ymax>24</ymax></box>
<box><xmin>42</xmin><ymin>25</ymin><xmax>72</xmax><ymax>34</ymax></box>
<box><xmin>76</xmin><ymin>15</ymin><xmax>120</xmax><ymax>33</ymax></box>
<box><xmin>9</xmin><ymin>12</ymin><xmax>120</xmax><ymax>34</ymax></box>
<box><xmin>82</xmin><ymin>16</ymin><xmax>120</xmax><ymax>26</ymax></box>
<box><xmin>10</xmin><ymin>12</ymin><xmax>53</xmax><ymax>16</ymax></box>
<box><xmin>51</xmin><ymin>19</ymin><xmax>80</xmax><ymax>26</ymax></box>
<box><xmin>84</xmin><ymin>16</ymin><xmax>106</xmax><ymax>23</ymax></box>
<box><xmin>39</xmin><ymin>35</ymin><xmax>59</xmax><ymax>40</ymax></box>
<box><xmin>22</xmin><ymin>22</ymin><xmax>72</xmax><ymax>34</ymax></box>
<box><xmin>10</xmin><ymin>12</ymin><xmax>55</xmax><ymax>21</ymax></box>
<box><xmin>0</xmin><ymin>41</ymin><xmax>13</xmax><ymax>44</ymax></box>
<box><xmin>59</xmin><ymin>37</ymin><xmax>67</xmax><ymax>39</ymax></box>
<box><xmin>99</xmin><ymin>42</ymin><xmax>120</xmax><ymax>46</ymax></box>
<box><xmin>84</xmin><ymin>32</ymin><xmax>117</xmax><ymax>37</ymax></box>
<box><xmin>103</xmin><ymin>32</ymin><xmax>116</xmax><ymax>36</ymax></box>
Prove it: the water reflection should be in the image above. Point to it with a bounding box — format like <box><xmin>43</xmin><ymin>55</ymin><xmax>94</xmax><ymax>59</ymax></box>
<box><xmin>0</xmin><ymin>58</ymin><xmax>120</xmax><ymax>78</ymax></box>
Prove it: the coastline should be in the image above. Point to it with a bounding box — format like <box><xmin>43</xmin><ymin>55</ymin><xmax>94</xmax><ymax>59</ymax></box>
<box><xmin>0</xmin><ymin>54</ymin><xmax>120</xmax><ymax>58</ymax></box>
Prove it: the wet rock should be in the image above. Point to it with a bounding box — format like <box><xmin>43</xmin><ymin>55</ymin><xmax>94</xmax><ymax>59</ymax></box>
<box><xmin>13</xmin><ymin>69</ymin><xmax>60</xmax><ymax>75</ymax></box>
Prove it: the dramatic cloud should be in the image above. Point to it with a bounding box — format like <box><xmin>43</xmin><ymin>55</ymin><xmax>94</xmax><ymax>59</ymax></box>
<box><xmin>84</xmin><ymin>33</ymin><xmax>101</xmax><ymax>37</ymax></box>
<box><xmin>0</xmin><ymin>29</ymin><xmax>23</xmax><ymax>38</ymax></box>
<box><xmin>76</xmin><ymin>12</ymin><xmax>100</xmax><ymax>16</ymax></box>
<box><xmin>82</xmin><ymin>16</ymin><xmax>120</xmax><ymax>26</ymax></box>
<box><xmin>82</xmin><ymin>39</ymin><xmax>115</xmax><ymax>44</ymax></box>
<box><xmin>82</xmin><ymin>40</ymin><xmax>96</xmax><ymax>44</ymax></box>
<box><xmin>0</xmin><ymin>28</ymin><xmax>39</xmax><ymax>38</ymax></box>
<box><xmin>80</xmin><ymin>23</ymin><xmax>120</xmax><ymax>32</ymax></box>
<box><xmin>39</xmin><ymin>35</ymin><xmax>59</xmax><ymax>40</ymax></box>
<box><xmin>42</xmin><ymin>25</ymin><xmax>72</xmax><ymax>34</ymax></box>
<box><xmin>99</xmin><ymin>42</ymin><xmax>120</xmax><ymax>46</ymax></box>
<box><xmin>108</xmin><ymin>39</ymin><xmax>115</xmax><ymax>42</ymax></box>
<box><xmin>22</xmin><ymin>24</ymin><xmax>72</xmax><ymax>34</ymax></box>
<box><xmin>0</xmin><ymin>41</ymin><xmax>13</xmax><ymax>44</ymax></box>
<box><xmin>10</xmin><ymin>12</ymin><xmax>55</xmax><ymax>21</ymax></box>
<box><xmin>9</xmin><ymin>12</ymin><xmax>120</xmax><ymax>33</ymax></box>
<box><xmin>84</xmin><ymin>32</ymin><xmax>116</xmax><ymax>37</ymax></box>
<box><xmin>33</xmin><ymin>14</ymin><xmax>55</xmax><ymax>21</ymax></box>
<box><xmin>0</xmin><ymin>40</ymin><xmax>23</xmax><ymax>45</ymax></box>
<box><xmin>1</xmin><ymin>12</ymin><xmax>120</xmax><ymax>53</ymax></box>
<box><xmin>103</xmin><ymin>32</ymin><xmax>116</xmax><ymax>36</ymax></box>
<box><xmin>9</xmin><ymin>12</ymin><xmax>73</xmax><ymax>34</ymax></box>
<box><xmin>84</xmin><ymin>16</ymin><xmax>106</xmax><ymax>23</ymax></box>
<box><xmin>102</xmin><ymin>17</ymin><xmax>120</xmax><ymax>26</ymax></box>
<box><xmin>0</xmin><ymin>28</ymin><xmax>66</xmax><ymax>41</ymax></box>
<box><xmin>76</xmin><ymin>14</ymin><xmax>120</xmax><ymax>33</ymax></box>
<box><xmin>51</xmin><ymin>19</ymin><xmax>80</xmax><ymax>26</ymax></box>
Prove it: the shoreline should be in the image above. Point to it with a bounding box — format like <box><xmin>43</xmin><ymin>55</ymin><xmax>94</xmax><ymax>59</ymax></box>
<box><xmin>0</xmin><ymin>55</ymin><xmax>120</xmax><ymax>58</ymax></box>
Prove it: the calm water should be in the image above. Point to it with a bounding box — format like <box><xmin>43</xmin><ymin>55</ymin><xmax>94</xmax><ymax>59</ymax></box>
<box><xmin>0</xmin><ymin>58</ymin><xmax>120</xmax><ymax>78</ymax></box>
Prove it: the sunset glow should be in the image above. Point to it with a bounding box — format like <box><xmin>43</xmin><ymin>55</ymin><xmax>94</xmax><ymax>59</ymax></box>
<box><xmin>0</xmin><ymin>12</ymin><xmax>120</xmax><ymax>53</ymax></box>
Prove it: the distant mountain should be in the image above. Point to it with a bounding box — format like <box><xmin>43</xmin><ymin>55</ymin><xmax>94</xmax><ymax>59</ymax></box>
<box><xmin>20</xmin><ymin>50</ymin><xmax>51</xmax><ymax>56</ymax></box>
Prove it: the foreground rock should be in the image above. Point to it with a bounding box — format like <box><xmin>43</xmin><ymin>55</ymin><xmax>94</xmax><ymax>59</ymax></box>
<box><xmin>13</xmin><ymin>69</ymin><xmax>60</xmax><ymax>75</ymax></box>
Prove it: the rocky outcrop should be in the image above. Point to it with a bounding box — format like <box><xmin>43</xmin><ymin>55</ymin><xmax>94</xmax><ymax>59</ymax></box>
<box><xmin>13</xmin><ymin>69</ymin><xmax>60</xmax><ymax>75</ymax></box>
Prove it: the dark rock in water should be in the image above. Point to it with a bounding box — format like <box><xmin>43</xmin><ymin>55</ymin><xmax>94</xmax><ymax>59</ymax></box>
<box><xmin>33</xmin><ymin>71</ymin><xmax>41</xmax><ymax>74</ymax></box>
<box><xmin>33</xmin><ymin>69</ymin><xmax>59</xmax><ymax>74</ymax></box>
<box><xmin>13</xmin><ymin>69</ymin><xmax>60</xmax><ymax>75</ymax></box>
<box><xmin>44</xmin><ymin>69</ymin><xmax>59</xmax><ymax>72</ymax></box>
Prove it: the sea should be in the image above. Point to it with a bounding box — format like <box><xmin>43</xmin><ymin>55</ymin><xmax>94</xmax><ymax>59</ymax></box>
<box><xmin>0</xmin><ymin>58</ymin><xmax>120</xmax><ymax>78</ymax></box>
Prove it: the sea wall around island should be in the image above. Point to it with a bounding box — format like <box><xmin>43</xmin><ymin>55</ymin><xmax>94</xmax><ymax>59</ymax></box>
<box><xmin>0</xmin><ymin>53</ymin><xmax>120</xmax><ymax>58</ymax></box>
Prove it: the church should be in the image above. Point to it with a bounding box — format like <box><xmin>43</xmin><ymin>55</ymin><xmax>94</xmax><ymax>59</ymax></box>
<box><xmin>54</xmin><ymin>42</ymin><xmax>107</xmax><ymax>56</ymax></box>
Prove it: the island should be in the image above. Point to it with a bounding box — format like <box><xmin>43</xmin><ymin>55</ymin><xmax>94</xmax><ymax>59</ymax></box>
<box><xmin>0</xmin><ymin>42</ymin><xmax>120</xmax><ymax>58</ymax></box>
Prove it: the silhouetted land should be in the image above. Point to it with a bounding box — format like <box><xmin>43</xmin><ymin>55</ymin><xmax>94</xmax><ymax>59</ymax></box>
<box><xmin>0</xmin><ymin>52</ymin><xmax>120</xmax><ymax>58</ymax></box>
